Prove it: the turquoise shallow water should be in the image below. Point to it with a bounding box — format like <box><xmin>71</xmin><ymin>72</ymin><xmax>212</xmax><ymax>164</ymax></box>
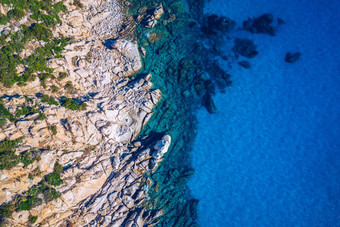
<box><xmin>188</xmin><ymin>0</ymin><xmax>340</xmax><ymax>226</ymax></box>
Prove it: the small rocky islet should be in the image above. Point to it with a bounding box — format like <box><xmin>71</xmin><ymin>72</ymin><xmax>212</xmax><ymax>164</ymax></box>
<box><xmin>0</xmin><ymin>0</ymin><xmax>301</xmax><ymax>226</ymax></box>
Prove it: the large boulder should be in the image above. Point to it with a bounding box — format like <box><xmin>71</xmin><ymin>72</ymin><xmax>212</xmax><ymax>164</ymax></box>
<box><xmin>233</xmin><ymin>38</ymin><xmax>258</xmax><ymax>59</ymax></box>
<box><xmin>243</xmin><ymin>13</ymin><xmax>276</xmax><ymax>36</ymax></box>
<box><xmin>285</xmin><ymin>52</ymin><xmax>301</xmax><ymax>63</ymax></box>
<box><xmin>202</xmin><ymin>14</ymin><xmax>236</xmax><ymax>35</ymax></box>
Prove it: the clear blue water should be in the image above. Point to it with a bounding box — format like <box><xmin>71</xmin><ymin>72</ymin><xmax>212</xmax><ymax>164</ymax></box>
<box><xmin>188</xmin><ymin>0</ymin><xmax>340</xmax><ymax>226</ymax></box>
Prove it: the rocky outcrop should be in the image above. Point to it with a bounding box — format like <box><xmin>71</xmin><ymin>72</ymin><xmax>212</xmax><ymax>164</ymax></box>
<box><xmin>136</xmin><ymin>3</ymin><xmax>164</xmax><ymax>28</ymax></box>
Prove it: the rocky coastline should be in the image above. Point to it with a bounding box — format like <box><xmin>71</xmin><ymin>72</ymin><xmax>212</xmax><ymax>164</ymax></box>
<box><xmin>0</xmin><ymin>0</ymin><xmax>175</xmax><ymax>226</ymax></box>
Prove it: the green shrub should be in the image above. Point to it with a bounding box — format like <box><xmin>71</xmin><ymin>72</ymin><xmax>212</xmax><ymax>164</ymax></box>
<box><xmin>44</xmin><ymin>162</ymin><xmax>63</xmax><ymax>186</ymax></box>
<box><xmin>28</xmin><ymin>215</ymin><xmax>38</xmax><ymax>224</ymax></box>
<box><xmin>0</xmin><ymin>14</ymin><xmax>9</xmax><ymax>25</ymax></box>
<box><xmin>14</xmin><ymin>183</ymin><xmax>58</xmax><ymax>212</ymax></box>
<box><xmin>0</xmin><ymin>138</ymin><xmax>22</xmax><ymax>170</ymax></box>
<box><xmin>54</xmin><ymin>162</ymin><xmax>63</xmax><ymax>174</ymax></box>
<box><xmin>20</xmin><ymin>150</ymin><xmax>41</xmax><ymax>167</ymax></box>
<box><xmin>79</xmin><ymin>102</ymin><xmax>87</xmax><ymax>111</ymax></box>
<box><xmin>30</xmin><ymin>23</ymin><xmax>53</xmax><ymax>42</ymax></box>
<box><xmin>0</xmin><ymin>139</ymin><xmax>42</xmax><ymax>170</ymax></box>
<box><xmin>45</xmin><ymin>172</ymin><xmax>63</xmax><ymax>186</ymax></box>
<box><xmin>0</xmin><ymin>202</ymin><xmax>13</xmax><ymax>219</ymax></box>
<box><xmin>64</xmin><ymin>81</ymin><xmax>74</xmax><ymax>90</ymax></box>
<box><xmin>38</xmin><ymin>73</ymin><xmax>55</xmax><ymax>88</ymax></box>
<box><xmin>37</xmin><ymin>112</ymin><xmax>46</xmax><ymax>120</ymax></box>
<box><xmin>53</xmin><ymin>2</ymin><xmax>67</xmax><ymax>13</ymax></box>
<box><xmin>0</xmin><ymin>149</ymin><xmax>19</xmax><ymax>170</ymax></box>
<box><xmin>32</xmin><ymin>167</ymin><xmax>41</xmax><ymax>177</ymax></box>
<box><xmin>73</xmin><ymin>0</ymin><xmax>84</xmax><ymax>9</ymax></box>
<box><xmin>0</xmin><ymin>103</ymin><xmax>16</xmax><ymax>126</ymax></box>
<box><xmin>16</xmin><ymin>197</ymin><xmax>40</xmax><ymax>211</ymax></box>
<box><xmin>43</xmin><ymin>187</ymin><xmax>60</xmax><ymax>202</ymax></box>
<box><xmin>50</xmin><ymin>85</ymin><xmax>58</xmax><ymax>93</ymax></box>
<box><xmin>28</xmin><ymin>173</ymin><xmax>34</xmax><ymax>180</ymax></box>
<box><xmin>7</xmin><ymin>9</ymin><xmax>25</xmax><ymax>20</ymax></box>
<box><xmin>15</xmin><ymin>105</ymin><xmax>39</xmax><ymax>118</ymax></box>
<box><xmin>49</xmin><ymin>125</ymin><xmax>57</xmax><ymax>135</ymax></box>
<box><xmin>61</xmin><ymin>98</ymin><xmax>80</xmax><ymax>110</ymax></box>
<box><xmin>58</xmin><ymin>72</ymin><xmax>67</xmax><ymax>80</ymax></box>
<box><xmin>40</xmin><ymin>94</ymin><xmax>59</xmax><ymax>105</ymax></box>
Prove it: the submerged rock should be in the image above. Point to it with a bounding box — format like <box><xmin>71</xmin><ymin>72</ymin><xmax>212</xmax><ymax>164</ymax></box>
<box><xmin>203</xmin><ymin>93</ymin><xmax>217</xmax><ymax>114</ymax></box>
<box><xmin>202</xmin><ymin>14</ymin><xmax>236</xmax><ymax>35</ymax></box>
<box><xmin>243</xmin><ymin>13</ymin><xmax>276</xmax><ymax>36</ymax></box>
<box><xmin>238</xmin><ymin>60</ymin><xmax>251</xmax><ymax>69</ymax></box>
<box><xmin>137</xmin><ymin>3</ymin><xmax>164</xmax><ymax>28</ymax></box>
<box><xmin>285</xmin><ymin>52</ymin><xmax>301</xmax><ymax>63</ymax></box>
<box><xmin>233</xmin><ymin>38</ymin><xmax>259</xmax><ymax>58</ymax></box>
<box><xmin>206</xmin><ymin>61</ymin><xmax>233</xmax><ymax>91</ymax></box>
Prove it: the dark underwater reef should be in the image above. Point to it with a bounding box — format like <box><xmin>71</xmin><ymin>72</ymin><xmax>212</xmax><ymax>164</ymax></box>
<box><xmin>122</xmin><ymin>0</ymin><xmax>294</xmax><ymax>225</ymax></box>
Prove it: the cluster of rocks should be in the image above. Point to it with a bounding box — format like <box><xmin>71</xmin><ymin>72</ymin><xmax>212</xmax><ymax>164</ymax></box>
<box><xmin>243</xmin><ymin>13</ymin><xmax>281</xmax><ymax>36</ymax></box>
<box><xmin>136</xmin><ymin>4</ymin><xmax>164</xmax><ymax>28</ymax></box>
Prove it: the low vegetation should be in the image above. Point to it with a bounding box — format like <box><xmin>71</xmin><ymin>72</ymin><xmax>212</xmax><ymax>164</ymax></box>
<box><xmin>44</xmin><ymin>162</ymin><xmax>63</xmax><ymax>186</ymax></box>
<box><xmin>60</xmin><ymin>97</ymin><xmax>80</xmax><ymax>110</ymax></box>
<box><xmin>40</xmin><ymin>94</ymin><xmax>59</xmax><ymax>106</ymax></box>
<box><xmin>0</xmin><ymin>0</ymin><xmax>68</xmax><ymax>88</ymax></box>
<box><xmin>0</xmin><ymin>138</ymin><xmax>23</xmax><ymax>170</ymax></box>
<box><xmin>28</xmin><ymin>215</ymin><xmax>38</xmax><ymax>224</ymax></box>
<box><xmin>0</xmin><ymin>162</ymin><xmax>63</xmax><ymax>223</ymax></box>
<box><xmin>15</xmin><ymin>183</ymin><xmax>60</xmax><ymax>211</ymax></box>
<box><xmin>0</xmin><ymin>138</ymin><xmax>42</xmax><ymax>170</ymax></box>
<box><xmin>0</xmin><ymin>102</ymin><xmax>16</xmax><ymax>127</ymax></box>
<box><xmin>49</xmin><ymin>125</ymin><xmax>57</xmax><ymax>135</ymax></box>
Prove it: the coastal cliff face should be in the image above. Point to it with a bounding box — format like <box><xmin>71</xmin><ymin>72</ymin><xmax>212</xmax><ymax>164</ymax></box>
<box><xmin>0</xmin><ymin>0</ymin><xmax>171</xmax><ymax>226</ymax></box>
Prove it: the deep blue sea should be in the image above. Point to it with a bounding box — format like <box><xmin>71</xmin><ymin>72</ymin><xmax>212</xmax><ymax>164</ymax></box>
<box><xmin>188</xmin><ymin>0</ymin><xmax>340</xmax><ymax>226</ymax></box>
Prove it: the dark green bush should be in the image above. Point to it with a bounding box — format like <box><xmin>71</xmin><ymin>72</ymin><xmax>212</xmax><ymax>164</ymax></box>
<box><xmin>40</xmin><ymin>94</ymin><xmax>59</xmax><ymax>105</ymax></box>
<box><xmin>64</xmin><ymin>81</ymin><xmax>74</xmax><ymax>90</ymax></box>
<box><xmin>28</xmin><ymin>215</ymin><xmax>38</xmax><ymax>224</ymax></box>
<box><xmin>49</xmin><ymin>125</ymin><xmax>57</xmax><ymax>135</ymax></box>
<box><xmin>16</xmin><ymin>196</ymin><xmax>41</xmax><ymax>211</ymax></box>
<box><xmin>0</xmin><ymin>103</ymin><xmax>16</xmax><ymax>126</ymax></box>
<box><xmin>0</xmin><ymin>138</ymin><xmax>22</xmax><ymax>170</ymax></box>
<box><xmin>0</xmin><ymin>14</ymin><xmax>9</xmax><ymax>25</ymax></box>
<box><xmin>61</xmin><ymin>98</ymin><xmax>80</xmax><ymax>110</ymax></box>
<box><xmin>0</xmin><ymin>138</ymin><xmax>43</xmax><ymax>170</ymax></box>
<box><xmin>43</xmin><ymin>187</ymin><xmax>60</xmax><ymax>202</ymax></box>
<box><xmin>50</xmin><ymin>85</ymin><xmax>58</xmax><ymax>93</ymax></box>
<box><xmin>58</xmin><ymin>72</ymin><xmax>67</xmax><ymax>80</ymax></box>
<box><xmin>7</xmin><ymin>9</ymin><xmax>25</xmax><ymax>20</ymax></box>
<box><xmin>53</xmin><ymin>2</ymin><xmax>67</xmax><ymax>13</ymax></box>
<box><xmin>54</xmin><ymin>162</ymin><xmax>63</xmax><ymax>174</ymax></box>
<box><xmin>30</xmin><ymin>23</ymin><xmax>53</xmax><ymax>41</ymax></box>
<box><xmin>14</xmin><ymin>182</ymin><xmax>58</xmax><ymax>212</ymax></box>
<box><xmin>15</xmin><ymin>105</ymin><xmax>39</xmax><ymax>118</ymax></box>
<box><xmin>0</xmin><ymin>149</ymin><xmax>19</xmax><ymax>170</ymax></box>
<box><xmin>38</xmin><ymin>73</ymin><xmax>55</xmax><ymax>88</ymax></box>
<box><xmin>45</xmin><ymin>172</ymin><xmax>63</xmax><ymax>186</ymax></box>
<box><xmin>79</xmin><ymin>102</ymin><xmax>87</xmax><ymax>111</ymax></box>
<box><xmin>44</xmin><ymin>162</ymin><xmax>63</xmax><ymax>186</ymax></box>
<box><xmin>37</xmin><ymin>112</ymin><xmax>46</xmax><ymax>120</ymax></box>
<box><xmin>0</xmin><ymin>202</ymin><xmax>13</xmax><ymax>219</ymax></box>
<box><xmin>28</xmin><ymin>173</ymin><xmax>34</xmax><ymax>180</ymax></box>
<box><xmin>20</xmin><ymin>150</ymin><xmax>41</xmax><ymax>167</ymax></box>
